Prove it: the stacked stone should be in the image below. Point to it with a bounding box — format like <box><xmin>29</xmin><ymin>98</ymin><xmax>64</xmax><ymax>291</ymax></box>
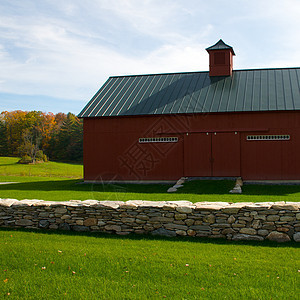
<box><xmin>0</xmin><ymin>199</ymin><xmax>299</xmax><ymax>243</ymax></box>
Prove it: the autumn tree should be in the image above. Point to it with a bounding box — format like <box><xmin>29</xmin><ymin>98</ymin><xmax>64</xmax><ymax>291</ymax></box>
<box><xmin>0</xmin><ymin>110</ymin><xmax>83</xmax><ymax>163</ymax></box>
<box><xmin>1</xmin><ymin>110</ymin><xmax>28</xmax><ymax>155</ymax></box>
<box><xmin>18</xmin><ymin>128</ymin><xmax>41</xmax><ymax>163</ymax></box>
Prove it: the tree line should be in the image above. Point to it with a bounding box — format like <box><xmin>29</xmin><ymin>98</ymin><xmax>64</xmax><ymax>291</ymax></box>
<box><xmin>0</xmin><ymin>110</ymin><xmax>83</xmax><ymax>163</ymax></box>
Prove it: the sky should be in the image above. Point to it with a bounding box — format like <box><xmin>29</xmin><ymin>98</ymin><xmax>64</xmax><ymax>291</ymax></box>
<box><xmin>1</xmin><ymin>0</ymin><xmax>300</xmax><ymax>115</ymax></box>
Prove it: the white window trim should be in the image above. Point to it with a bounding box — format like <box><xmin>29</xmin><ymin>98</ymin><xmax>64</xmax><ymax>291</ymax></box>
<box><xmin>139</xmin><ymin>137</ymin><xmax>178</xmax><ymax>143</ymax></box>
<box><xmin>246</xmin><ymin>135</ymin><xmax>290</xmax><ymax>141</ymax></box>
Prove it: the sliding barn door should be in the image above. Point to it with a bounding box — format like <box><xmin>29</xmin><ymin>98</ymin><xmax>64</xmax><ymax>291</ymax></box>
<box><xmin>212</xmin><ymin>132</ymin><xmax>240</xmax><ymax>176</ymax></box>
<box><xmin>184</xmin><ymin>133</ymin><xmax>211</xmax><ymax>176</ymax></box>
<box><xmin>184</xmin><ymin>132</ymin><xmax>240</xmax><ymax>177</ymax></box>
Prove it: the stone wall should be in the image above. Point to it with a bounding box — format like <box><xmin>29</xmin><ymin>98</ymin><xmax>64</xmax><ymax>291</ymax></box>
<box><xmin>0</xmin><ymin>199</ymin><xmax>299</xmax><ymax>243</ymax></box>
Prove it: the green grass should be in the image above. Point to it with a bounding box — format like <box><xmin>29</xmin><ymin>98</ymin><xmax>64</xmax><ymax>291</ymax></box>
<box><xmin>0</xmin><ymin>157</ymin><xmax>83</xmax><ymax>178</ymax></box>
<box><xmin>0</xmin><ymin>156</ymin><xmax>300</xmax><ymax>202</ymax></box>
<box><xmin>1</xmin><ymin>176</ymin><xmax>300</xmax><ymax>203</ymax></box>
<box><xmin>0</xmin><ymin>159</ymin><xmax>299</xmax><ymax>299</ymax></box>
<box><xmin>0</xmin><ymin>228</ymin><xmax>299</xmax><ymax>299</ymax></box>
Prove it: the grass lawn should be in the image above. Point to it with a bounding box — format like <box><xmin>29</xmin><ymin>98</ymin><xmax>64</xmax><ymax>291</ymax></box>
<box><xmin>1</xmin><ymin>176</ymin><xmax>300</xmax><ymax>203</ymax></box>
<box><xmin>1</xmin><ymin>156</ymin><xmax>300</xmax><ymax>202</ymax></box>
<box><xmin>0</xmin><ymin>228</ymin><xmax>299</xmax><ymax>299</ymax></box>
<box><xmin>0</xmin><ymin>157</ymin><xmax>83</xmax><ymax>178</ymax></box>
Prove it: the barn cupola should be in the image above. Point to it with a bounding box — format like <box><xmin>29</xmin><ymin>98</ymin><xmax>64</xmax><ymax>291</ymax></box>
<box><xmin>206</xmin><ymin>39</ymin><xmax>235</xmax><ymax>76</ymax></box>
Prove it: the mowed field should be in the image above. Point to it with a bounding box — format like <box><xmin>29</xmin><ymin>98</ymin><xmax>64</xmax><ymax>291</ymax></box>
<box><xmin>0</xmin><ymin>157</ymin><xmax>83</xmax><ymax>178</ymax></box>
<box><xmin>0</xmin><ymin>228</ymin><xmax>299</xmax><ymax>299</ymax></box>
<box><xmin>1</xmin><ymin>157</ymin><xmax>300</xmax><ymax>203</ymax></box>
<box><xmin>0</xmin><ymin>157</ymin><xmax>299</xmax><ymax>299</ymax></box>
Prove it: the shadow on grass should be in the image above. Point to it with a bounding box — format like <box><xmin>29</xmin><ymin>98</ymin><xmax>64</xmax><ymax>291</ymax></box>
<box><xmin>0</xmin><ymin>227</ymin><xmax>299</xmax><ymax>248</ymax></box>
<box><xmin>0</xmin><ymin>179</ymin><xmax>90</xmax><ymax>192</ymax></box>
<box><xmin>1</xmin><ymin>179</ymin><xmax>300</xmax><ymax>196</ymax></box>
<box><xmin>48</xmin><ymin>160</ymin><xmax>83</xmax><ymax>166</ymax></box>
<box><xmin>0</xmin><ymin>163</ymin><xmax>18</xmax><ymax>167</ymax></box>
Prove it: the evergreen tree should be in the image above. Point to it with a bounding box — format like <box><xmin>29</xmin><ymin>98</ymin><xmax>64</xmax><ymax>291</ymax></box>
<box><xmin>0</xmin><ymin>115</ymin><xmax>8</xmax><ymax>156</ymax></box>
<box><xmin>48</xmin><ymin>113</ymin><xmax>83</xmax><ymax>162</ymax></box>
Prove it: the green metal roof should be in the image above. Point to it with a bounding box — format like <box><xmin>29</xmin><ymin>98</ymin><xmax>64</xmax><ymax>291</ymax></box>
<box><xmin>206</xmin><ymin>39</ymin><xmax>235</xmax><ymax>55</ymax></box>
<box><xmin>78</xmin><ymin>67</ymin><xmax>300</xmax><ymax>118</ymax></box>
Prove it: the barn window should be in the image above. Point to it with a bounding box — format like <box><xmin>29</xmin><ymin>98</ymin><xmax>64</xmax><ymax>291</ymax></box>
<box><xmin>246</xmin><ymin>135</ymin><xmax>290</xmax><ymax>141</ymax></box>
<box><xmin>139</xmin><ymin>137</ymin><xmax>178</xmax><ymax>143</ymax></box>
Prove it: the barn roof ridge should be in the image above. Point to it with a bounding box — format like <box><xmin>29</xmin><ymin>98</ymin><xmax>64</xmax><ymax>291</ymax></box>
<box><xmin>108</xmin><ymin>66</ymin><xmax>300</xmax><ymax>80</ymax></box>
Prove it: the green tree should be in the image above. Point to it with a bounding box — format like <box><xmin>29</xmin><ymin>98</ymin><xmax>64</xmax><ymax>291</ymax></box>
<box><xmin>48</xmin><ymin>113</ymin><xmax>83</xmax><ymax>162</ymax></box>
<box><xmin>0</xmin><ymin>110</ymin><xmax>83</xmax><ymax>162</ymax></box>
<box><xmin>18</xmin><ymin>127</ymin><xmax>41</xmax><ymax>163</ymax></box>
<box><xmin>0</xmin><ymin>115</ymin><xmax>8</xmax><ymax>156</ymax></box>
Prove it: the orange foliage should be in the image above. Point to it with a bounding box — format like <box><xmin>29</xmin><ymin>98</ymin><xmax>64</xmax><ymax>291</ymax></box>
<box><xmin>1</xmin><ymin>111</ymin><xmax>65</xmax><ymax>155</ymax></box>
<box><xmin>0</xmin><ymin>110</ymin><xmax>82</xmax><ymax>161</ymax></box>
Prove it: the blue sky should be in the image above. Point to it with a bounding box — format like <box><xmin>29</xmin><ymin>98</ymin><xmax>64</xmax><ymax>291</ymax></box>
<box><xmin>1</xmin><ymin>0</ymin><xmax>300</xmax><ymax>114</ymax></box>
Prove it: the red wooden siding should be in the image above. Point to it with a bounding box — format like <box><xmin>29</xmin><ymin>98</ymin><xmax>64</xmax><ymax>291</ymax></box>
<box><xmin>212</xmin><ymin>132</ymin><xmax>240</xmax><ymax>177</ymax></box>
<box><xmin>83</xmin><ymin>111</ymin><xmax>300</xmax><ymax>181</ymax></box>
<box><xmin>184</xmin><ymin>133</ymin><xmax>211</xmax><ymax>176</ymax></box>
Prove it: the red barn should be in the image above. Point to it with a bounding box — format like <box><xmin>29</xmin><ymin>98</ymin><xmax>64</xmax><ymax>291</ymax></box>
<box><xmin>78</xmin><ymin>40</ymin><xmax>300</xmax><ymax>182</ymax></box>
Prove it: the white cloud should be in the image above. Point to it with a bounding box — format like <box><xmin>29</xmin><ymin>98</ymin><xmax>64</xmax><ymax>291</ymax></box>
<box><xmin>0</xmin><ymin>35</ymin><xmax>209</xmax><ymax>100</ymax></box>
<box><xmin>92</xmin><ymin>0</ymin><xmax>181</xmax><ymax>38</ymax></box>
<box><xmin>0</xmin><ymin>2</ymin><xmax>211</xmax><ymax>101</ymax></box>
<box><xmin>0</xmin><ymin>0</ymin><xmax>299</xmax><ymax>112</ymax></box>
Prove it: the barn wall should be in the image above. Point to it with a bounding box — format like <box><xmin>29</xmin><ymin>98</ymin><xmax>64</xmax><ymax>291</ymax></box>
<box><xmin>83</xmin><ymin>115</ymin><xmax>185</xmax><ymax>181</ymax></box>
<box><xmin>83</xmin><ymin>111</ymin><xmax>300</xmax><ymax>181</ymax></box>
